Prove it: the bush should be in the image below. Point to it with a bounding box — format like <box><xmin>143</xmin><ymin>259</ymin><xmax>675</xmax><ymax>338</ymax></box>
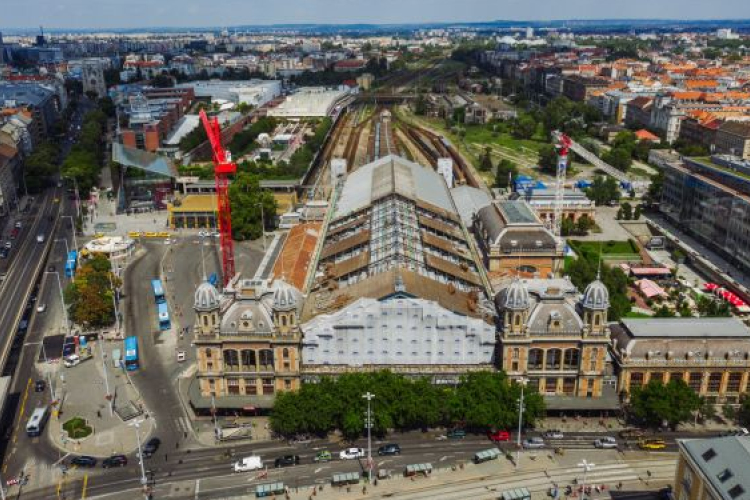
<box><xmin>63</xmin><ymin>417</ymin><xmax>93</xmax><ymax>439</ymax></box>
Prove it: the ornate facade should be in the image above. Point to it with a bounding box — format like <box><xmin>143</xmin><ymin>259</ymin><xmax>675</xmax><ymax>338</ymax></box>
<box><xmin>190</xmin><ymin>278</ymin><xmax>302</xmax><ymax>412</ymax></box>
<box><xmin>496</xmin><ymin>276</ymin><xmax>615</xmax><ymax>409</ymax></box>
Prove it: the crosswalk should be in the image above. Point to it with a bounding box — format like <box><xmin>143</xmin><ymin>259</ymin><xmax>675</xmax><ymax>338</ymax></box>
<box><xmin>175</xmin><ymin>416</ymin><xmax>192</xmax><ymax>434</ymax></box>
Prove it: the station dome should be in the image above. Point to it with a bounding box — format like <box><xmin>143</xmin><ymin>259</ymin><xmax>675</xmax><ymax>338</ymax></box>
<box><xmin>496</xmin><ymin>279</ymin><xmax>530</xmax><ymax>311</ymax></box>
<box><xmin>194</xmin><ymin>281</ymin><xmax>221</xmax><ymax>312</ymax></box>
<box><xmin>582</xmin><ymin>279</ymin><xmax>610</xmax><ymax>310</ymax></box>
<box><xmin>272</xmin><ymin>280</ymin><xmax>300</xmax><ymax>312</ymax></box>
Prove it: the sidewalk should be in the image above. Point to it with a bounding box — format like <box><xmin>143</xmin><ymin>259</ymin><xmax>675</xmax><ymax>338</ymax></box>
<box><xmin>45</xmin><ymin>340</ymin><xmax>155</xmax><ymax>458</ymax></box>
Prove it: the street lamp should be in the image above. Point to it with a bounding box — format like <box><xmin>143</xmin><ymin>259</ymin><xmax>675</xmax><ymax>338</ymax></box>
<box><xmin>129</xmin><ymin>419</ymin><xmax>149</xmax><ymax>500</ymax></box>
<box><xmin>255</xmin><ymin>202</ymin><xmax>267</xmax><ymax>251</ymax></box>
<box><xmin>515</xmin><ymin>377</ymin><xmax>528</xmax><ymax>469</ymax></box>
<box><xmin>363</xmin><ymin>392</ymin><xmax>375</xmax><ymax>483</ymax></box>
<box><xmin>578</xmin><ymin>459</ymin><xmax>595</xmax><ymax>500</ymax></box>
<box><xmin>44</xmin><ymin>271</ymin><xmax>69</xmax><ymax>334</ymax></box>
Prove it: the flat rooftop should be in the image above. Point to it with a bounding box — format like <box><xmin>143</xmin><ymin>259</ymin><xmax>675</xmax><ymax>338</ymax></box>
<box><xmin>620</xmin><ymin>317</ymin><xmax>750</xmax><ymax>338</ymax></box>
<box><xmin>499</xmin><ymin>200</ymin><xmax>539</xmax><ymax>224</ymax></box>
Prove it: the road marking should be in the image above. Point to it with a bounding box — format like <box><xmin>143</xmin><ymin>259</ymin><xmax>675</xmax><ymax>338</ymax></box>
<box><xmin>12</xmin><ymin>377</ymin><xmax>33</xmax><ymax>446</ymax></box>
<box><xmin>194</xmin><ymin>479</ymin><xmax>200</xmax><ymax>500</ymax></box>
<box><xmin>81</xmin><ymin>474</ymin><xmax>88</xmax><ymax>499</ymax></box>
<box><xmin>53</xmin><ymin>453</ymin><xmax>72</xmax><ymax>467</ymax></box>
<box><xmin>314</xmin><ymin>467</ymin><xmax>323</xmax><ymax>473</ymax></box>
<box><xmin>439</xmin><ymin>455</ymin><xmax>451</xmax><ymax>462</ymax></box>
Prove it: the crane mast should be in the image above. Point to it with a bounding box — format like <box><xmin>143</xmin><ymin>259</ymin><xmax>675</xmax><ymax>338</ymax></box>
<box><xmin>199</xmin><ymin>110</ymin><xmax>236</xmax><ymax>286</ymax></box>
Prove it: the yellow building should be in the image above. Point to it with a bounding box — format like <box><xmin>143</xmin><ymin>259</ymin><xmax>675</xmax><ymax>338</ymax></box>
<box><xmin>610</xmin><ymin>318</ymin><xmax>750</xmax><ymax>403</ymax></box>
<box><xmin>496</xmin><ymin>276</ymin><xmax>616</xmax><ymax>413</ymax></box>
<box><xmin>674</xmin><ymin>436</ymin><xmax>750</xmax><ymax>500</ymax></box>
<box><xmin>167</xmin><ymin>194</ymin><xmax>218</xmax><ymax>229</ymax></box>
<box><xmin>190</xmin><ymin>278</ymin><xmax>303</xmax><ymax>414</ymax></box>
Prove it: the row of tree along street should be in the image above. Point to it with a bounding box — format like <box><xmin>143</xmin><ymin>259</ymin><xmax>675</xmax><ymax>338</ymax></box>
<box><xmin>270</xmin><ymin>371</ymin><xmax>544</xmax><ymax>439</ymax></box>
<box><xmin>64</xmin><ymin>255</ymin><xmax>121</xmax><ymax>329</ymax></box>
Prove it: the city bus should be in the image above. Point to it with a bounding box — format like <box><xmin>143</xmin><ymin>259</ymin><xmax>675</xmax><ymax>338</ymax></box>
<box><xmin>26</xmin><ymin>406</ymin><xmax>50</xmax><ymax>437</ymax></box>
<box><xmin>157</xmin><ymin>302</ymin><xmax>171</xmax><ymax>331</ymax></box>
<box><xmin>151</xmin><ymin>279</ymin><xmax>166</xmax><ymax>304</ymax></box>
<box><xmin>64</xmin><ymin>250</ymin><xmax>78</xmax><ymax>278</ymax></box>
<box><xmin>123</xmin><ymin>336</ymin><xmax>139</xmax><ymax>371</ymax></box>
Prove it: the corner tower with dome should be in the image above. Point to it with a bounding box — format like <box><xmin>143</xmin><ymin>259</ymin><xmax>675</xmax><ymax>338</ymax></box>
<box><xmin>495</xmin><ymin>275</ymin><xmax>615</xmax><ymax>411</ymax></box>
<box><xmin>190</xmin><ymin>277</ymin><xmax>303</xmax><ymax>415</ymax></box>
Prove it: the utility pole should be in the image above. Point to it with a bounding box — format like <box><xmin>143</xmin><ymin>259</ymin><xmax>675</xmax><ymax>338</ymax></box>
<box><xmin>130</xmin><ymin>419</ymin><xmax>149</xmax><ymax>500</ymax></box>
<box><xmin>515</xmin><ymin>377</ymin><xmax>528</xmax><ymax>469</ymax></box>
<box><xmin>363</xmin><ymin>392</ymin><xmax>374</xmax><ymax>483</ymax></box>
<box><xmin>211</xmin><ymin>394</ymin><xmax>221</xmax><ymax>442</ymax></box>
<box><xmin>255</xmin><ymin>202</ymin><xmax>267</xmax><ymax>251</ymax></box>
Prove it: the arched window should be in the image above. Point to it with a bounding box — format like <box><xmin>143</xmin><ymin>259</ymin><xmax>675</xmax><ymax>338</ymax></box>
<box><xmin>514</xmin><ymin>314</ymin><xmax>521</xmax><ymax>326</ymax></box>
<box><xmin>281</xmin><ymin>316</ymin><xmax>287</xmax><ymax>327</ymax></box>
<box><xmin>563</xmin><ymin>349</ymin><xmax>580</xmax><ymax>369</ymax></box>
<box><xmin>203</xmin><ymin>315</ymin><xmax>209</xmax><ymax>327</ymax></box>
<box><xmin>545</xmin><ymin>349</ymin><xmax>562</xmax><ymax>370</ymax></box>
<box><xmin>241</xmin><ymin>350</ymin><xmax>256</xmax><ymax>370</ymax></box>
<box><xmin>594</xmin><ymin>315</ymin><xmax>600</xmax><ymax>326</ymax></box>
<box><xmin>223</xmin><ymin>350</ymin><xmax>239</xmax><ymax>371</ymax></box>
<box><xmin>528</xmin><ymin>348</ymin><xmax>543</xmax><ymax>369</ymax></box>
<box><xmin>283</xmin><ymin>348</ymin><xmax>290</xmax><ymax>359</ymax></box>
<box><xmin>259</xmin><ymin>349</ymin><xmax>274</xmax><ymax>370</ymax></box>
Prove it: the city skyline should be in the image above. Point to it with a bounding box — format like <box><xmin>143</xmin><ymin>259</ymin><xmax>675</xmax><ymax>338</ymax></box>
<box><xmin>2</xmin><ymin>0</ymin><xmax>750</xmax><ymax>30</ymax></box>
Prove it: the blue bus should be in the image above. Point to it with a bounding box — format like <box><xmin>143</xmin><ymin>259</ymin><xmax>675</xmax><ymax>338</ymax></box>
<box><xmin>124</xmin><ymin>336</ymin><xmax>139</xmax><ymax>371</ymax></box>
<box><xmin>157</xmin><ymin>302</ymin><xmax>171</xmax><ymax>331</ymax></box>
<box><xmin>64</xmin><ymin>251</ymin><xmax>78</xmax><ymax>278</ymax></box>
<box><xmin>151</xmin><ymin>279</ymin><xmax>166</xmax><ymax>304</ymax></box>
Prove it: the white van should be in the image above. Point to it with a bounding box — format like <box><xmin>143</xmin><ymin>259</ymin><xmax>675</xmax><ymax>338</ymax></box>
<box><xmin>233</xmin><ymin>456</ymin><xmax>263</xmax><ymax>472</ymax></box>
<box><xmin>36</xmin><ymin>233</ymin><xmax>45</xmax><ymax>243</ymax></box>
<box><xmin>64</xmin><ymin>354</ymin><xmax>80</xmax><ymax>368</ymax></box>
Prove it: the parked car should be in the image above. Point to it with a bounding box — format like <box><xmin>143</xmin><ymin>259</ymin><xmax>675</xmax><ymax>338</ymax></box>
<box><xmin>488</xmin><ymin>430</ymin><xmax>511</xmax><ymax>442</ymax></box>
<box><xmin>377</xmin><ymin>444</ymin><xmax>401</xmax><ymax>456</ymax></box>
<box><xmin>313</xmin><ymin>450</ymin><xmax>332</xmax><ymax>462</ymax></box>
<box><xmin>0</xmin><ymin>248</ymin><xmax>8</xmax><ymax>259</ymax></box>
<box><xmin>62</xmin><ymin>339</ymin><xmax>76</xmax><ymax>357</ymax></box>
<box><xmin>522</xmin><ymin>437</ymin><xmax>545</xmax><ymax>449</ymax></box>
<box><xmin>339</xmin><ymin>448</ymin><xmax>365</xmax><ymax>460</ymax></box>
<box><xmin>71</xmin><ymin>456</ymin><xmax>97</xmax><ymax>468</ymax></box>
<box><xmin>142</xmin><ymin>437</ymin><xmax>161</xmax><ymax>458</ymax></box>
<box><xmin>274</xmin><ymin>455</ymin><xmax>300</xmax><ymax>468</ymax></box>
<box><xmin>176</xmin><ymin>350</ymin><xmax>186</xmax><ymax>363</ymax></box>
<box><xmin>720</xmin><ymin>428</ymin><xmax>749</xmax><ymax>437</ymax></box>
<box><xmin>64</xmin><ymin>354</ymin><xmax>81</xmax><ymax>368</ymax></box>
<box><xmin>594</xmin><ymin>437</ymin><xmax>618</xmax><ymax>449</ymax></box>
<box><xmin>14</xmin><ymin>221</ymin><xmax>21</xmax><ymax>229</ymax></box>
<box><xmin>543</xmin><ymin>430</ymin><xmax>564</xmax><ymax>439</ymax></box>
<box><xmin>102</xmin><ymin>455</ymin><xmax>128</xmax><ymax>468</ymax></box>
<box><xmin>234</xmin><ymin>456</ymin><xmax>263</xmax><ymax>472</ymax></box>
<box><xmin>34</xmin><ymin>380</ymin><xmax>46</xmax><ymax>393</ymax></box>
<box><xmin>639</xmin><ymin>439</ymin><xmax>666</xmax><ymax>450</ymax></box>
<box><xmin>9</xmin><ymin>228</ymin><xmax>18</xmax><ymax>239</ymax></box>
<box><xmin>447</xmin><ymin>428</ymin><xmax>466</xmax><ymax>439</ymax></box>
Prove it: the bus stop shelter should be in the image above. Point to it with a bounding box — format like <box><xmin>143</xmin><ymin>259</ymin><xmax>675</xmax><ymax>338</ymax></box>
<box><xmin>255</xmin><ymin>482</ymin><xmax>285</xmax><ymax>498</ymax></box>
<box><xmin>473</xmin><ymin>448</ymin><xmax>501</xmax><ymax>463</ymax></box>
<box><xmin>404</xmin><ymin>463</ymin><xmax>432</xmax><ymax>477</ymax></box>
<box><xmin>502</xmin><ymin>487</ymin><xmax>531</xmax><ymax>500</ymax></box>
<box><xmin>332</xmin><ymin>472</ymin><xmax>360</xmax><ymax>486</ymax></box>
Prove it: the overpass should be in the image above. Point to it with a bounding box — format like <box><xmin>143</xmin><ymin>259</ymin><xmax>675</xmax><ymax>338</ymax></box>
<box><xmin>554</xmin><ymin>131</ymin><xmax>631</xmax><ymax>184</ymax></box>
<box><xmin>355</xmin><ymin>93</ymin><xmax>416</xmax><ymax>104</ymax></box>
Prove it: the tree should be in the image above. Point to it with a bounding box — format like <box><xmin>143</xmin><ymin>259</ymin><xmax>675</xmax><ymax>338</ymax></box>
<box><xmin>151</xmin><ymin>73</ymin><xmax>174</xmax><ymax>88</ymax></box>
<box><xmin>23</xmin><ymin>141</ymin><xmax>59</xmax><ymax>192</ymax></box>
<box><xmin>654</xmin><ymin>305</ymin><xmax>676</xmax><ymax>317</ymax></box>
<box><xmin>414</xmin><ymin>93</ymin><xmax>427</xmax><ymax>116</ymax></box>
<box><xmin>633</xmin><ymin>205</ymin><xmax>642</xmax><ymax>220</ymax></box>
<box><xmin>602</xmin><ymin>147</ymin><xmax>633</xmax><ymax>172</ymax></box>
<box><xmin>479</xmin><ymin>147</ymin><xmax>493</xmax><ymax>172</ymax></box>
<box><xmin>644</xmin><ymin>169</ymin><xmax>664</xmax><ymax>207</ymax></box>
<box><xmin>621</xmin><ymin>202</ymin><xmax>633</xmax><ymax>221</ymax></box>
<box><xmin>561</xmin><ymin>217</ymin><xmax>576</xmax><ymax>237</ymax></box>
<box><xmin>229</xmin><ymin>172</ymin><xmax>277</xmax><ymax>241</ymax></box>
<box><xmin>494</xmin><ymin>159</ymin><xmax>518</xmax><ymax>189</ymax></box>
<box><xmin>722</xmin><ymin>402</ymin><xmax>737</xmax><ymax>422</ymax></box>
<box><xmin>512</xmin><ymin>114</ymin><xmax>536</xmax><ymax>140</ymax></box>
<box><xmin>738</xmin><ymin>395</ymin><xmax>750</xmax><ymax>427</ymax></box>
<box><xmin>576</xmin><ymin>215</ymin><xmax>594</xmax><ymax>235</ymax></box>
<box><xmin>698</xmin><ymin>397</ymin><xmax>717</xmax><ymax>423</ymax></box>
<box><xmin>537</xmin><ymin>144</ymin><xmax>558</xmax><ymax>175</ymax></box>
<box><xmin>629</xmin><ymin>379</ymin><xmax>702</xmax><ymax>430</ymax></box>
<box><xmin>64</xmin><ymin>255</ymin><xmax>122</xmax><ymax>328</ymax></box>
<box><xmin>585</xmin><ymin>175</ymin><xmax>620</xmax><ymax>206</ymax></box>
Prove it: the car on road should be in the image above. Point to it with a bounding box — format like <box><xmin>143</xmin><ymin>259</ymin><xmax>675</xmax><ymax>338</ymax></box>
<box><xmin>36</xmin><ymin>233</ymin><xmax>45</xmax><ymax>243</ymax></box>
<box><xmin>198</xmin><ymin>230</ymin><xmax>209</xmax><ymax>238</ymax></box>
<box><xmin>71</xmin><ymin>456</ymin><xmax>97</xmax><ymax>468</ymax></box>
<box><xmin>543</xmin><ymin>430</ymin><xmax>564</xmax><ymax>439</ymax></box>
<box><xmin>34</xmin><ymin>380</ymin><xmax>46</xmax><ymax>393</ymax></box>
<box><xmin>522</xmin><ymin>437</ymin><xmax>545</xmax><ymax>449</ymax></box>
<box><xmin>102</xmin><ymin>455</ymin><xmax>128</xmax><ymax>468</ymax></box>
<box><xmin>377</xmin><ymin>444</ymin><xmax>401</xmax><ymax>456</ymax></box>
<box><xmin>142</xmin><ymin>437</ymin><xmax>161</xmax><ymax>458</ymax></box>
<box><xmin>14</xmin><ymin>222</ymin><xmax>21</xmax><ymax>229</ymax></box>
<box><xmin>47</xmin><ymin>265</ymin><xmax>56</xmax><ymax>272</ymax></box>
<box><xmin>0</xmin><ymin>248</ymin><xmax>8</xmax><ymax>259</ymax></box>
<box><xmin>720</xmin><ymin>428</ymin><xmax>749</xmax><ymax>437</ymax></box>
<box><xmin>234</xmin><ymin>456</ymin><xmax>263</xmax><ymax>472</ymax></box>
<box><xmin>594</xmin><ymin>437</ymin><xmax>618</xmax><ymax>449</ymax></box>
<box><xmin>177</xmin><ymin>350</ymin><xmax>186</xmax><ymax>362</ymax></box>
<box><xmin>64</xmin><ymin>354</ymin><xmax>81</xmax><ymax>368</ymax></box>
<box><xmin>447</xmin><ymin>428</ymin><xmax>466</xmax><ymax>439</ymax></box>
<box><xmin>9</xmin><ymin>228</ymin><xmax>18</xmax><ymax>239</ymax></box>
<box><xmin>339</xmin><ymin>448</ymin><xmax>365</xmax><ymax>460</ymax></box>
<box><xmin>488</xmin><ymin>430</ymin><xmax>511</xmax><ymax>442</ymax></box>
<box><xmin>313</xmin><ymin>450</ymin><xmax>332</xmax><ymax>462</ymax></box>
<box><xmin>4</xmin><ymin>241</ymin><xmax>10</xmax><ymax>249</ymax></box>
<box><xmin>639</xmin><ymin>439</ymin><xmax>666</xmax><ymax>450</ymax></box>
<box><xmin>274</xmin><ymin>455</ymin><xmax>300</xmax><ymax>468</ymax></box>
<box><xmin>36</xmin><ymin>303</ymin><xmax>47</xmax><ymax>313</ymax></box>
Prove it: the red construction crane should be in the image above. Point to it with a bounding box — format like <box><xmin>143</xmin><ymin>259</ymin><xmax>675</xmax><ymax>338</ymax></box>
<box><xmin>553</xmin><ymin>131</ymin><xmax>572</xmax><ymax>239</ymax></box>
<box><xmin>199</xmin><ymin>110</ymin><xmax>236</xmax><ymax>286</ymax></box>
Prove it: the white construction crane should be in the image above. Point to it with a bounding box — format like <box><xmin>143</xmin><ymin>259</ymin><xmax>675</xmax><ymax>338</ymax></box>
<box><xmin>552</xmin><ymin>131</ymin><xmax>572</xmax><ymax>241</ymax></box>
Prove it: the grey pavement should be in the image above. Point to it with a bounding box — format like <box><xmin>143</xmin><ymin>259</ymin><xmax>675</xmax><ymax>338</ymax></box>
<box><xmin>573</xmin><ymin>206</ymin><xmax>633</xmax><ymax>242</ymax></box>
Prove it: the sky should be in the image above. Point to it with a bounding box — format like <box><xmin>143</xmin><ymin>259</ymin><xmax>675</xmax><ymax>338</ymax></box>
<box><xmin>3</xmin><ymin>0</ymin><xmax>750</xmax><ymax>30</ymax></box>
